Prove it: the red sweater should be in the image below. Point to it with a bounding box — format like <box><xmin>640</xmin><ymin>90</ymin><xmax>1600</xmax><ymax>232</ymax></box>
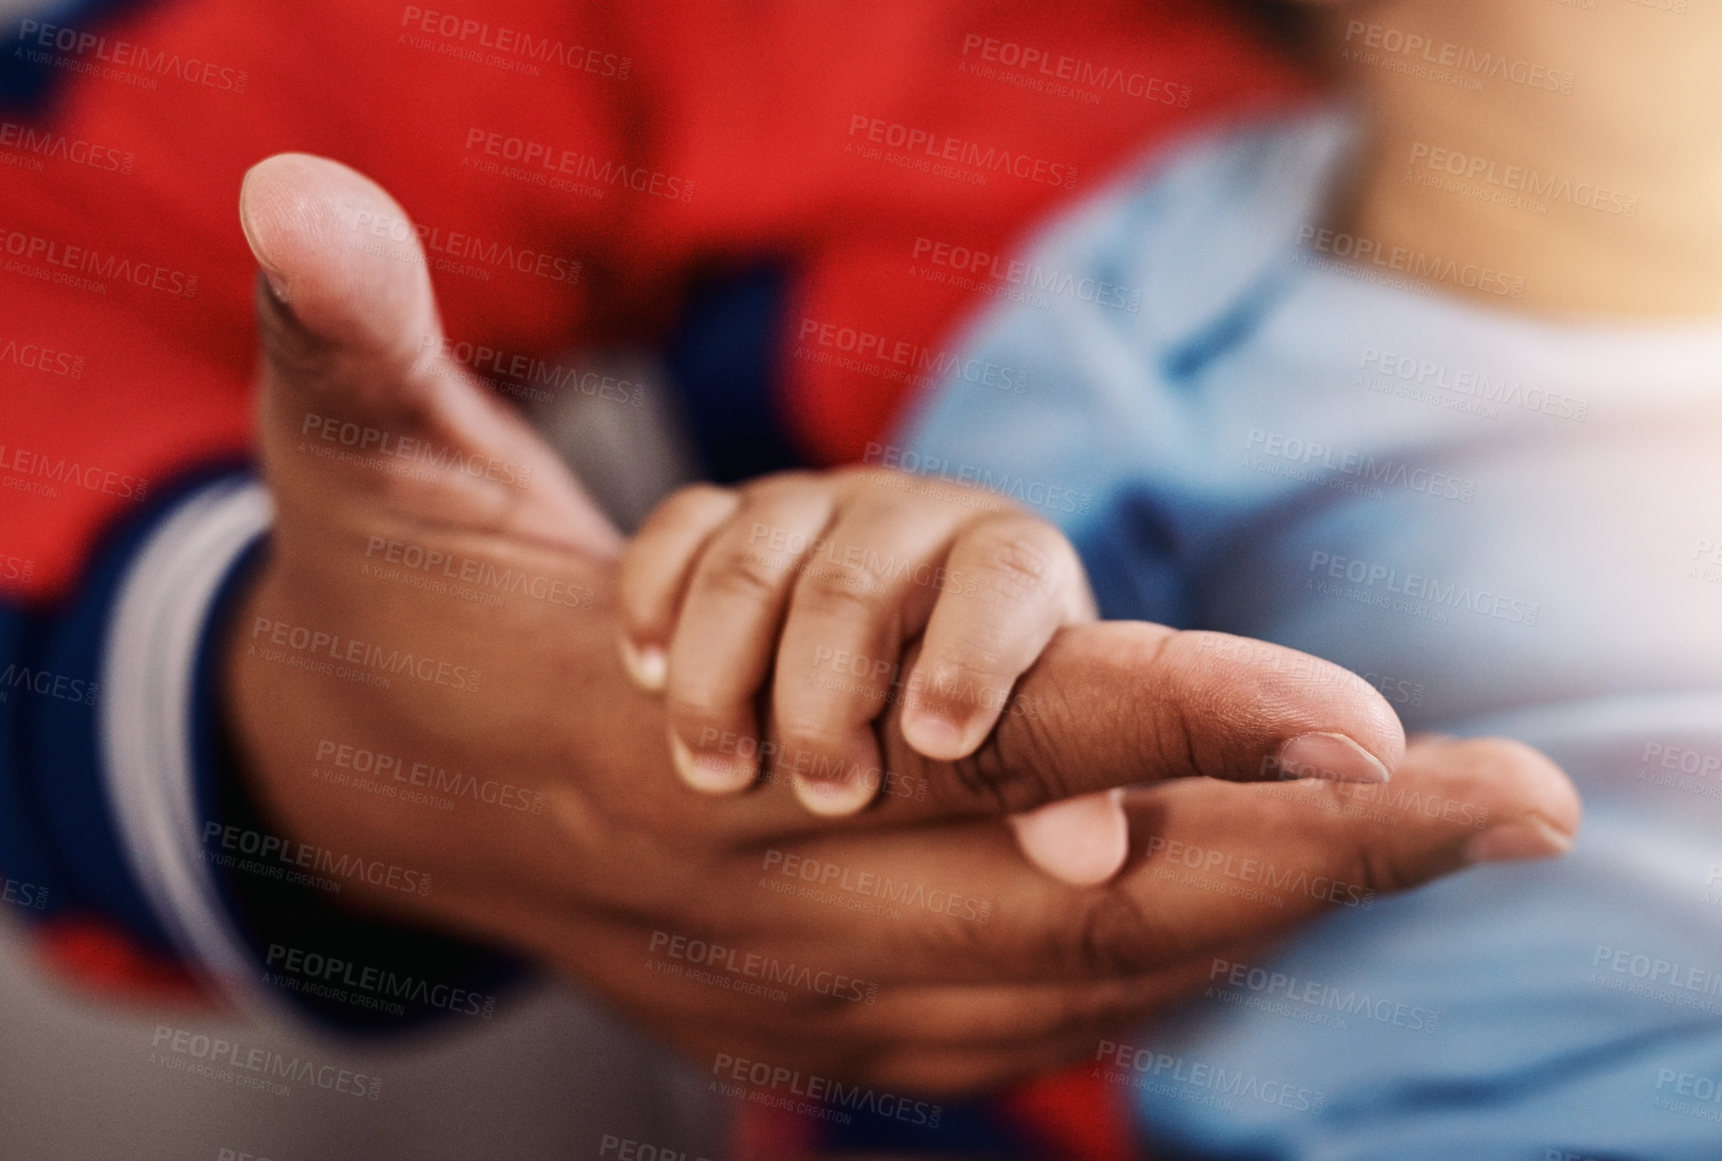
<box><xmin>2</xmin><ymin>0</ymin><xmax>1302</xmax><ymax>599</ymax></box>
<box><xmin>0</xmin><ymin>1</ymin><xmax>1304</xmax><ymax>1155</ymax></box>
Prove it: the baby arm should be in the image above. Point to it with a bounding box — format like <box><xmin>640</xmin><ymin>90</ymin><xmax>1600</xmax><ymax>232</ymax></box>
<box><xmin>615</xmin><ymin>467</ymin><xmax>1130</xmax><ymax>886</ymax></box>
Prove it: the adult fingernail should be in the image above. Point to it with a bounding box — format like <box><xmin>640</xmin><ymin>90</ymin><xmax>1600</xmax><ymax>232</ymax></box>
<box><xmin>261</xmin><ymin>268</ymin><xmax>291</xmax><ymax>304</ymax></box>
<box><xmin>1464</xmin><ymin>812</ymin><xmax>1574</xmax><ymax>864</ymax></box>
<box><xmin>1275</xmin><ymin>732</ymin><xmax>1392</xmax><ymax>784</ymax></box>
<box><xmin>620</xmin><ymin>640</ymin><xmax>667</xmax><ymax>692</ymax></box>
<box><xmin>792</xmin><ymin>770</ymin><xmax>874</xmax><ymax>817</ymax></box>
<box><xmin>669</xmin><ymin>734</ymin><xmax>754</xmax><ymax>794</ymax></box>
<box><xmin>237</xmin><ymin>187</ymin><xmax>290</xmax><ymax>306</ymax></box>
<box><xmin>1009</xmin><ymin>788</ymin><xmax>1129</xmax><ymax>887</ymax></box>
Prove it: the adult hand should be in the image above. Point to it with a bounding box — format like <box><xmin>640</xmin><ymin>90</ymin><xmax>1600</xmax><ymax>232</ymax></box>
<box><xmin>224</xmin><ymin>154</ymin><xmax>1580</xmax><ymax>1094</ymax></box>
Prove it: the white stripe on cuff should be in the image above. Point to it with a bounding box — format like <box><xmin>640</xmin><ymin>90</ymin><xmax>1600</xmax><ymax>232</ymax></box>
<box><xmin>99</xmin><ymin>476</ymin><xmax>272</xmax><ymax>989</ymax></box>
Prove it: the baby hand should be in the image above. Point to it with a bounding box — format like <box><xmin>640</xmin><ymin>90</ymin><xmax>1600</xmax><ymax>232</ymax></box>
<box><xmin>616</xmin><ymin>468</ymin><xmax>1129</xmax><ymax>885</ymax></box>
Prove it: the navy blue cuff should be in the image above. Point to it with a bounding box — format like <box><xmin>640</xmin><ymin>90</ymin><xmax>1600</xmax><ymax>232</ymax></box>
<box><xmin>197</xmin><ymin>536</ymin><xmax>522</xmax><ymax>1029</ymax></box>
<box><xmin>0</xmin><ymin>461</ymin><xmax>515</xmax><ymax>1030</ymax></box>
<box><xmin>0</xmin><ymin>464</ymin><xmax>253</xmax><ymax>954</ymax></box>
<box><xmin>664</xmin><ymin>262</ymin><xmax>806</xmax><ymax>482</ymax></box>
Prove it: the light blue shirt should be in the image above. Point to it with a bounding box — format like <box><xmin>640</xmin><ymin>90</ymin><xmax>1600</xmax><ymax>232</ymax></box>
<box><xmin>902</xmin><ymin>109</ymin><xmax>1722</xmax><ymax>1160</ymax></box>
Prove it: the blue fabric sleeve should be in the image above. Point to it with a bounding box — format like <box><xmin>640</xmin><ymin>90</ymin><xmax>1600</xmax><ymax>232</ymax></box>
<box><xmin>0</xmin><ymin>463</ymin><xmax>517</xmax><ymax>1028</ymax></box>
<box><xmin>0</xmin><ymin>465</ymin><xmax>243</xmax><ymax>953</ymax></box>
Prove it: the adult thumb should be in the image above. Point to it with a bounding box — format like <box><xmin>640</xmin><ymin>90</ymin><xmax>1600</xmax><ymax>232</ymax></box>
<box><xmin>238</xmin><ymin>152</ymin><xmax>617</xmax><ymax>552</ymax></box>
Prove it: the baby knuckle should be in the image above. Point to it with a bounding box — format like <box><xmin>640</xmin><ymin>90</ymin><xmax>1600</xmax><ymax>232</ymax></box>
<box><xmin>664</xmin><ymin>482</ymin><xmax>734</xmax><ymax>517</ymax></box>
<box><xmin>703</xmin><ymin>547</ymin><xmax>785</xmax><ymax>602</ymax></box>
<box><xmin>969</xmin><ymin>520</ymin><xmax>1070</xmax><ymax>602</ymax></box>
<box><xmin>743</xmin><ymin>470</ymin><xmax>823</xmax><ymax>504</ymax></box>
<box><xmin>797</xmin><ymin>562</ymin><xmax>890</xmax><ymax>613</ymax></box>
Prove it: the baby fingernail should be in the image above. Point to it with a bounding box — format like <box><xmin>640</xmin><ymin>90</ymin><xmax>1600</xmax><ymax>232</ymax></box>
<box><xmin>1464</xmin><ymin>812</ymin><xmax>1574</xmax><ymax>865</ymax></box>
<box><xmin>670</xmin><ymin>734</ymin><xmax>754</xmax><ymax>794</ymax></box>
<box><xmin>902</xmin><ymin>709</ymin><xmax>971</xmax><ymax>760</ymax></box>
<box><xmin>792</xmin><ymin>771</ymin><xmax>874</xmax><ymax>817</ymax></box>
<box><xmin>1275</xmin><ymin>732</ymin><xmax>1392</xmax><ymax>784</ymax></box>
<box><xmin>620</xmin><ymin>640</ymin><xmax>667</xmax><ymax>691</ymax></box>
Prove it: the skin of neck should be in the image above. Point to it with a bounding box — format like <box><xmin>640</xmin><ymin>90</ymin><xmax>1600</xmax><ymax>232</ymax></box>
<box><xmin>1316</xmin><ymin>0</ymin><xmax>1722</xmax><ymax>317</ymax></box>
